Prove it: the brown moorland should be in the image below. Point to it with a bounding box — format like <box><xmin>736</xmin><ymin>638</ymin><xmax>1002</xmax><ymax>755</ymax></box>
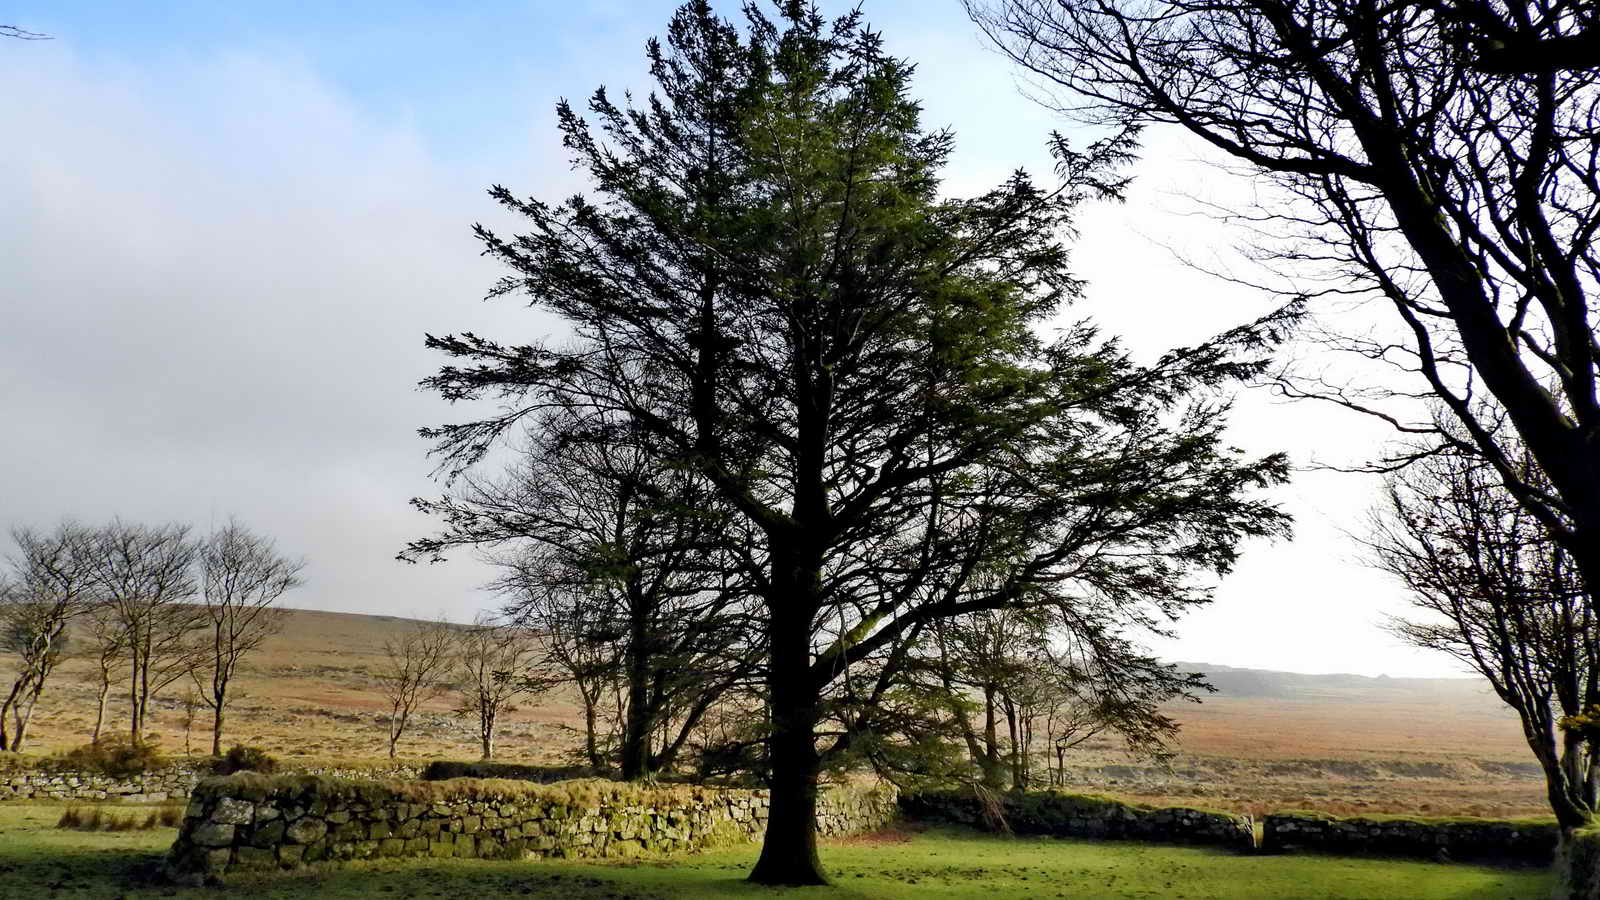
<box><xmin>6</xmin><ymin>609</ymin><xmax>1547</xmax><ymax>819</ymax></box>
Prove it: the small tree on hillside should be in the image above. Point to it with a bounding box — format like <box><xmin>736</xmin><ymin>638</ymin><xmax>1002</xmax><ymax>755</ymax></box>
<box><xmin>0</xmin><ymin>523</ymin><xmax>97</xmax><ymax>751</ymax></box>
<box><xmin>82</xmin><ymin>602</ymin><xmax>127</xmax><ymax>744</ymax></box>
<box><xmin>452</xmin><ymin>616</ymin><xmax>542</xmax><ymax>760</ymax></box>
<box><xmin>377</xmin><ymin>618</ymin><xmax>454</xmax><ymax>758</ymax></box>
<box><xmin>89</xmin><ymin>521</ymin><xmax>206</xmax><ymax>744</ymax></box>
<box><xmin>1368</xmin><ymin>417</ymin><xmax>1599</xmax><ymax>829</ymax></box>
<box><xmin>498</xmin><ymin>568</ymin><xmax>623</xmax><ymax>769</ymax></box>
<box><xmin>192</xmin><ymin>521</ymin><xmax>302</xmax><ymax>755</ymax></box>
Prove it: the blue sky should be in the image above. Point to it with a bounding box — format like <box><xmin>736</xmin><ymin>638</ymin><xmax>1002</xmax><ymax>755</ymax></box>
<box><xmin>1</xmin><ymin>2</ymin><xmax>1454</xmax><ymax>677</ymax></box>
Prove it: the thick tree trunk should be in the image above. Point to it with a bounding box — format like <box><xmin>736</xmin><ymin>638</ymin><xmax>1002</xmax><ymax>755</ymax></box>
<box><xmin>481</xmin><ymin>708</ymin><xmax>495</xmax><ymax>760</ymax></box>
<box><xmin>748</xmin><ymin>601</ymin><xmax>826</xmax><ymax>886</ymax></box>
<box><xmin>620</xmin><ymin>607</ymin><xmax>653</xmax><ymax>780</ymax></box>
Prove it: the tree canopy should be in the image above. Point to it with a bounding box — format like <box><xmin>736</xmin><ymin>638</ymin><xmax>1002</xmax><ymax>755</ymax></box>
<box><xmin>968</xmin><ymin>0</ymin><xmax>1600</xmax><ymax>620</ymax></box>
<box><xmin>419</xmin><ymin>1</ymin><xmax>1291</xmax><ymax>884</ymax></box>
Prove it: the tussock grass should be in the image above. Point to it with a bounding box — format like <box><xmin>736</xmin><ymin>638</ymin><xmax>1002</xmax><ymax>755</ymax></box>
<box><xmin>55</xmin><ymin>803</ymin><xmax>183</xmax><ymax>832</ymax></box>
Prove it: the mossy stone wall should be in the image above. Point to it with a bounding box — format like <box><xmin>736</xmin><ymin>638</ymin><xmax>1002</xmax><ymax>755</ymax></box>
<box><xmin>1261</xmin><ymin>811</ymin><xmax>1558</xmax><ymax>863</ymax></box>
<box><xmin>166</xmin><ymin>774</ymin><xmax>897</xmax><ymax>882</ymax></box>
<box><xmin>900</xmin><ymin>789</ymin><xmax>1254</xmax><ymax>850</ymax></box>
<box><xmin>0</xmin><ymin>766</ymin><xmax>199</xmax><ymax>803</ymax></box>
<box><xmin>0</xmin><ymin>760</ymin><xmax>422</xmax><ymax>804</ymax></box>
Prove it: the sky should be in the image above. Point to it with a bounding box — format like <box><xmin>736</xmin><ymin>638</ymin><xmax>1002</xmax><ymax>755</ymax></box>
<box><xmin>0</xmin><ymin>1</ymin><xmax>1465</xmax><ymax>678</ymax></box>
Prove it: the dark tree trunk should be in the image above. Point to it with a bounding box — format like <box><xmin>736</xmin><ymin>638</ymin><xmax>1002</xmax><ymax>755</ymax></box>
<box><xmin>748</xmin><ymin>597</ymin><xmax>826</xmax><ymax>886</ymax></box>
<box><xmin>210</xmin><ymin>678</ymin><xmax>228</xmax><ymax>757</ymax></box>
<box><xmin>980</xmin><ymin>684</ymin><xmax>1006</xmax><ymax>790</ymax></box>
<box><xmin>128</xmin><ymin>649</ymin><xmax>141</xmax><ymax>744</ymax></box>
<box><xmin>579</xmin><ymin>688</ymin><xmax>602</xmax><ymax>768</ymax></box>
<box><xmin>211</xmin><ymin>704</ymin><xmax>225</xmax><ymax>757</ymax></box>
<box><xmin>620</xmin><ymin>602</ymin><xmax>654</xmax><ymax>780</ymax></box>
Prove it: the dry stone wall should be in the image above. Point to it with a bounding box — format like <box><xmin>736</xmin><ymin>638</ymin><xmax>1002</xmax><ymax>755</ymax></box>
<box><xmin>899</xmin><ymin>789</ymin><xmax>1254</xmax><ymax>850</ymax></box>
<box><xmin>166</xmin><ymin>774</ymin><xmax>898</xmax><ymax>882</ymax></box>
<box><xmin>1261</xmin><ymin>811</ymin><xmax>1558</xmax><ymax>863</ymax></box>
<box><xmin>0</xmin><ymin>761</ymin><xmax>421</xmax><ymax>804</ymax></box>
<box><xmin>0</xmin><ymin>766</ymin><xmax>199</xmax><ymax>803</ymax></box>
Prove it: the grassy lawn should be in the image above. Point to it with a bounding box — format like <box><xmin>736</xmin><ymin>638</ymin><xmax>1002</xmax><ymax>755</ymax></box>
<box><xmin>0</xmin><ymin>804</ymin><xmax>1553</xmax><ymax>899</ymax></box>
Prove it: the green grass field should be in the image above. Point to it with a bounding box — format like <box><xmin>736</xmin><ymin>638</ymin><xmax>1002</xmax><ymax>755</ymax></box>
<box><xmin>0</xmin><ymin>803</ymin><xmax>1553</xmax><ymax>899</ymax></box>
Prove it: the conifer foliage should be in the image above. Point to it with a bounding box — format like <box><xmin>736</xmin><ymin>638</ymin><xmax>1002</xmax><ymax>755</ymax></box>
<box><xmin>419</xmin><ymin>1</ymin><xmax>1292</xmax><ymax>884</ymax></box>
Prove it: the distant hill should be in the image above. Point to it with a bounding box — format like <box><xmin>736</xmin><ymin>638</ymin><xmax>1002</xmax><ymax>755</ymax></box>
<box><xmin>1169</xmin><ymin>661</ymin><xmax>1488</xmax><ymax>701</ymax></box>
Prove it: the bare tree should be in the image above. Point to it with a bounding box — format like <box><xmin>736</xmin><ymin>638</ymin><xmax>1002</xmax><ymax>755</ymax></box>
<box><xmin>192</xmin><ymin>521</ymin><xmax>301</xmax><ymax>755</ymax></box>
<box><xmin>1</xmin><ymin>523</ymin><xmax>96</xmax><ymax>750</ymax></box>
<box><xmin>451</xmin><ymin>615</ymin><xmax>541</xmax><ymax>760</ymax></box>
<box><xmin>89</xmin><ymin>521</ymin><xmax>204</xmax><ymax>744</ymax></box>
<box><xmin>968</xmin><ymin>0</ymin><xmax>1600</xmax><ymax>623</ymax></box>
<box><xmin>925</xmin><ymin>606</ymin><xmax>1194</xmax><ymax>791</ymax></box>
<box><xmin>1368</xmin><ymin>420</ymin><xmax>1597</xmax><ymax>828</ymax></box>
<box><xmin>82</xmin><ymin>602</ymin><xmax>127</xmax><ymax>744</ymax></box>
<box><xmin>377</xmin><ymin>618</ymin><xmax>454</xmax><ymax>758</ymax></box>
<box><xmin>410</xmin><ymin>413</ymin><xmax>759</xmax><ymax>780</ymax></box>
<box><xmin>501</xmin><ymin>569</ymin><xmax>621</xmax><ymax>769</ymax></box>
<box><xmin>180</xmin><ymin>689</ymin><xmax>201</xmax><ymax>757</ymax></box>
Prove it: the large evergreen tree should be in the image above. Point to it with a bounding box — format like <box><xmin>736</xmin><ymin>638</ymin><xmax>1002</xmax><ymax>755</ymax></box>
<box><xmin>420</xmin><ymin>1</ymin><xmax>1291</xmax><ymax>884</ymax></box>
